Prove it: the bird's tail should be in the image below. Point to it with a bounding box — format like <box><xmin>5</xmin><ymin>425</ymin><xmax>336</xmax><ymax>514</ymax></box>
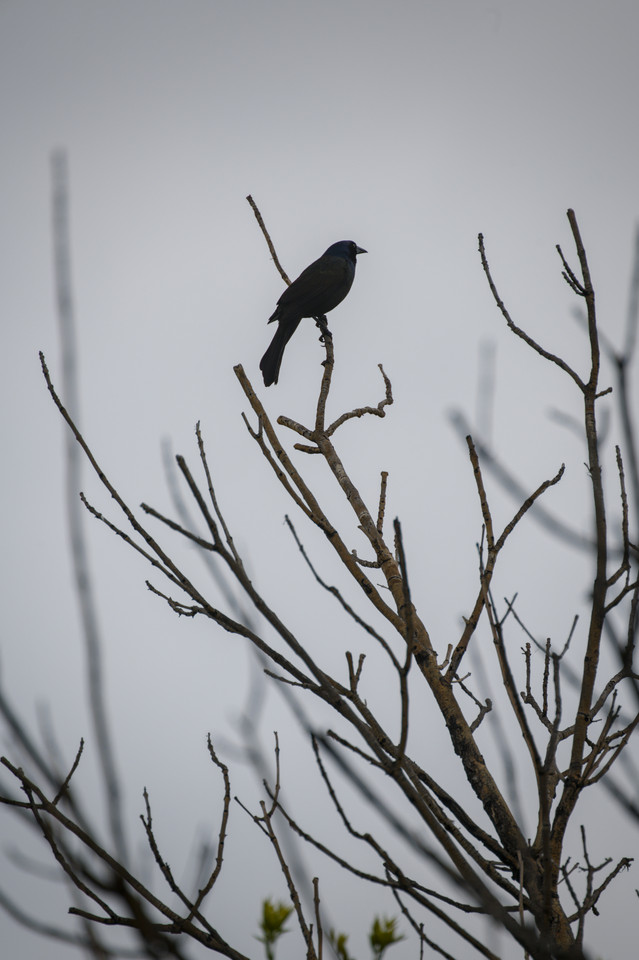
<box><xmin>259</xmin><ymin>317</ymin><xmax>301</xmax><ymax>386</ymax></box>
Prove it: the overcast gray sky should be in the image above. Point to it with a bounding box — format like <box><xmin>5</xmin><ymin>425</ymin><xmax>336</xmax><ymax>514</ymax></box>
<box><xmin>2</xmin><ymin>2</ymin><xmax>639</xmax><ymax>958</ymax></box>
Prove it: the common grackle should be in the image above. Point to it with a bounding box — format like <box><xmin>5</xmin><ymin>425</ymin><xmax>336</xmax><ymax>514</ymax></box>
<box><xmin>259</xmin><ymin>240</ymin><xmax>367</xmax><ymax>386</ymax></box>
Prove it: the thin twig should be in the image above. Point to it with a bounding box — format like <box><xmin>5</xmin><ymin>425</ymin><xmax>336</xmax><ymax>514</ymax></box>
<box><xmin>246</xmin><ymin>195</ymin><xmax>291</xmax><ymax>285</ymax></box>
<box><xmin>478</xmin><ymin>231</ymin><xmax>584</xmax><ymax>390</ymax></box>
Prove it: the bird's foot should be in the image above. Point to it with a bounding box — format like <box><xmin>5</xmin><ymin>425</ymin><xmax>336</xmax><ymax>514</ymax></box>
<box><xmin>315</xmin><ymin>314</ymin><xmax>332</xmax><ymax>342</ymax></box>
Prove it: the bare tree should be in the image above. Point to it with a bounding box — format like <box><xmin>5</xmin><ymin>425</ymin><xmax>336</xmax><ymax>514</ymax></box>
<box><xmin>1</xmin><ymin>190</ymin><xmax>638</xmax><ymax>960</ymax></box>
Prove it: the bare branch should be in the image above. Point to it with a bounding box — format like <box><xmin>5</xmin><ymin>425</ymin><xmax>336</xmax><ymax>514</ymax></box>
<box><xmin>246</xmin><ymin>194</ymin><xmax>291</xmax><ymax>285</ymax></box>
<box><xmin>50</xmin><ymin>150</ymin><xmax>127</xmax><ymax>863</ymax></box>
<box><xmin>478</xmin><ymin>231</ymin><xmax>584</xmax><ymax>390</ymax></box>
<box><xmin>325</xmin><ymin>364</ymin><xmax>394</xmax><ymax>436</ymax></box>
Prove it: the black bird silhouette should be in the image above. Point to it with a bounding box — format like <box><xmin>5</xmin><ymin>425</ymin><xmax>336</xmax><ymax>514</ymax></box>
<box><xmin>259</xmin><ymin>240</ymin><xmax>366</xmax><ymax>386</ymax></box>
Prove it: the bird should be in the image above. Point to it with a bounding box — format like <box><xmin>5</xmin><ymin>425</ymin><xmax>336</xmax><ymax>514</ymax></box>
<box><xmin>259</xmin><ymin>239</ymin><xmax>367</xmax><ymax>386</ymax></box>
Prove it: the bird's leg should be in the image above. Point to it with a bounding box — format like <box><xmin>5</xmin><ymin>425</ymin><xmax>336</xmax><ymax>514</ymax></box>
<box><xmin>314</xmin><ymin>314</ymin><xmax>332</xmax><ymax>343</ymax></box>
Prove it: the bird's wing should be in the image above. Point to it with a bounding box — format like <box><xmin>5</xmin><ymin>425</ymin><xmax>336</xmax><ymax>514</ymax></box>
<box><xmin>275</xmin><ymin>255</ymin><xmax>353</xmax><ymax>318</ymax></box>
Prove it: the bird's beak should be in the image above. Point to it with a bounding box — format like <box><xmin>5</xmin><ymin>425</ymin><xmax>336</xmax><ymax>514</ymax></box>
<box><xmin>356</xmin><ymin>246</ymin><xmax>367</xmax><ymax>255</ymax></box>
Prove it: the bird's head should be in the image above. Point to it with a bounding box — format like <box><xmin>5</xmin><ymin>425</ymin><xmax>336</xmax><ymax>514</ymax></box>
<box><xmin>324</xmin><ymin>240</ymin><xmax>367</xmax><ymax>261</ymax></box>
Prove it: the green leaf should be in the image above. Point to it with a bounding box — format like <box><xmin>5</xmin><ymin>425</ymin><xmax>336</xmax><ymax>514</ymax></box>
<box><xmin>256</xmin><ymin>899</ymin><xmax>294</xmax><ymax>960</ymax></box>
<box><xmin>328</xmin><ymin>929</ymin><xmax>355</xmax><ymax>960</ymax></box>
<box><xmin>370</xmin><ymin>916</ymin><xmax>404</xmax><ymax>960</ymax></box>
